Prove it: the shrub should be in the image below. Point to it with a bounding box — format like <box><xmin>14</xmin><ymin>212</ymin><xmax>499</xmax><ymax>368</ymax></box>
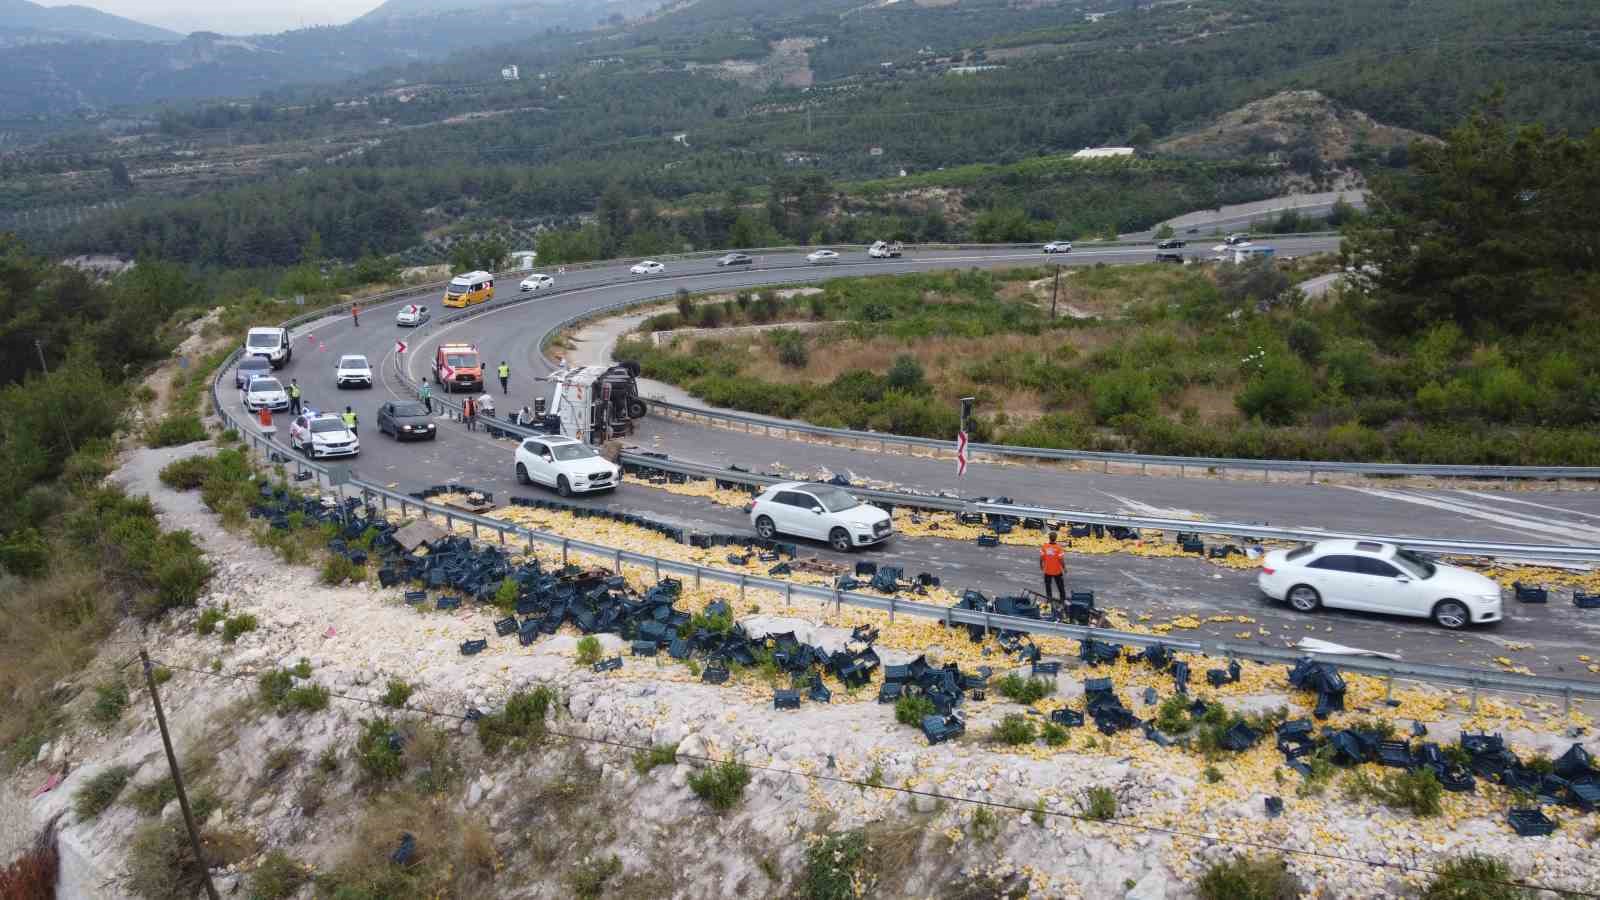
<box><xmin>195</xmin><ymin>607</ymin><xmax>224</xmax><ymax>635</ymax></box>
<box><xmin>380</xmin><ymin>679</ymin><xmax>413</xmax><ymax>709</ymax></box>
<box><xmin>894</xmin><ymin>694</ymin><xmax>936</xmax><ymax>727</ymax></box>
<box><xmin>128</xmin><ymin>777</ymin><xmax>177</xmax><ymax>816</ymax></box>
<box><xmin>320</xmin><ymin>554</ymin><xmax>366</xmax><ymax>586</ymax></box>
<box><xmin>257</xmin><ymin>670</ymin><xmax>294</xmax><ymax>708</ymax></box>
<box><xmin>476</xmin><ymin>686</ymin><xmax>554</xmax><ymax>755</ymax></box>
<box><xmin>158</xmin><ymin>457</ymin><xmax>212</xmax><ymax>491</ymax></box>
<box><xmin>0</xmin><ymin>821</ymin><xmax>59</xmax><ymax>899</ymax></box>
<box><xmin>126</xmin><ymin>814</ymin><xmax>254</xmax><ymax>900</ymax></box>
<box><xmin>1154</xmin><ymin>695</ymin><xmax>1193</xmax><ymax>733</ymax></box>
<box><xmin>992</xmin><ymin>714</ymin><xmax>1036</xmax><ymax>745</ymax></box>
<box><xmin>248</xmin><ymin>850</ymin><xmax>308</xmax><ymax>900</ymax></box>
<box><xmin>994</xmin><ymin>674</ymin><xmax>1055</xmax><ymax>704</ymax></box>
<box><xmin>493</xmin><ymin>577</ymin><xmax>519</xmax><ymax>614</ymax></box>
<box><xmin>221</xmin><ymin>613</ymin><xmax>258</xmax><ymax>643</ymax></box>
<box><xmin>1076</xmin><ymin>786</ymin><xmax>1117</xmax><ymax>821</ymax></box>
<box><xmin>687</xmin><ymin>759</ymin><xmax>751</xmax><ymax>811</ymax></box>
<box><xmin>1286</xmin><ymin>320</ymin><xmax>1324</xmax><ymax>362</ymax></box>
<box><xmin>146</xmin><ymin>415</ymin><xmax>207</xmax><ymax>448</ymax></box>
<box><xmin>1089</xmin><ymin>369</ymin><xmax>1157</xmax><ymax>423</ymax></box>
<box><xmin>574</xmin><ymin>636</ymin><xmax>603</xmax><ymax>667</ymax></box>
<box><xmin>802</xmin><ymin>830</ymin><xmax>868</xmax><ymax>900</ymax></box>
<box><xmin>289</xmin><ymin>657</ymin><xmax>312</xmax><ymax>678</ymax></box>
<box><xmin>1422</xmin><ymin>855</ymin><xmax>1532</xmax><ymax>900</ymax></box>
<box><xmin>1196</xmin><ymin>854</ymin><xmax>1303</xmax><ymax>900</ymax></box>
<box><xmin>566</xmin><ymin>854</ymin><xmax>622</xmax><ymax>900</ymax></box>
<box><xmin>632</xmin><ymin>743</ymin><xmax>678</xmax><ymax>775</ymax></box>
<box><xmin>283</xmin><ymin>683</ymin><xmax>330</xmax><ymax>713</ymax></box>
<box><xmin>74</xmin><ymin>765</ymin><xmax>134</xmax><ymax>820</ymax></box>
<box><xmin>885</xmin><ymin>354</ymin><xmax>926</xmax><ymax>392</ymax></box>
<box><xmin>90</xmin><ymin>681</ymin><xmax>130</xmax><ymax>726</ymax></box>
<box><xmin>1343</xmin><ymin>767</ymin><xmax>1443</xmax><ymax>817</ymax></box>
<box><xmin>1041</xmin><ymin>723</ymin><xmax>1070</xmax><ymax>746</ymax></box>
<box><xmin>354</xmin><ymin>718</ymin><xmax>405</xmax><ymax>782</ymax></box>
<box><xmin>968</xmin><ymin>805</ymin><xmax>1000</xmax><ymax>842</ymax></box>
<box><xmin>1236</xmin><ymin>355</ymin><xmax>1316</xmax><ymax>425</ymax></box>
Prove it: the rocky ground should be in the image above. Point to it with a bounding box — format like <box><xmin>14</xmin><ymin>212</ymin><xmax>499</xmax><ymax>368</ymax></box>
<box><xmin>5</xmin><ymin>441</ymin><xmax>1599</xmax><ymax>898</ymax></box>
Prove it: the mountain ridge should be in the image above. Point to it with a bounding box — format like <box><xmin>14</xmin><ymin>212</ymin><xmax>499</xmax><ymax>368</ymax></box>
<box><xmin>0</xmin><ymin>0</ymin><xmax>180</xmax><ymax>43</ymax></box>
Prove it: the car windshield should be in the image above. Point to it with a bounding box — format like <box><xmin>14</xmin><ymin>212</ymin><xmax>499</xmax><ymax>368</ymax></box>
<box><xmin>447</xmin><ymin>281</ymin><xmax>472</xmax><ymax>294</ymax></box>
<box><xmin>340</xmin><ymin>356</ymin><xmax>368</xmax><ymax>368</ymax></box>
<box><xmin>250</xmin><ymin>378</ymin><xmax>282</xmax><ymax>392</ymax></box>
<box><xmin>445</xmin><ymin>353</ymin><xmax>478</xmax><ymax>368</ymax></box>
<box><xmin>809</xmin><ymin>485</ymin><xmax>860</xmax><ymax>513</ymax></box>
<box><xmin>239</xmin><ymin>358</ymin><xmax>268</xmax><ymax>370</ymax></box>
<box><xmin>1393</xmin><ymin>549</ymin><xmax>1437</xmax><ymax>579</ymax></box>
<box><xmin>551</xmin><ymin>443</ymin><xmax>597</xmax><ymax>461</ymax></box>
<box><xmin>392</xmin><ymin>402</ymin><xmax>427</xmax><ymax>417</ymax></box>
<box><xmin>247</xmin><ymin>333</ymin><xmax>277</xmax><ymax>347</ymax></box>
<box><xmin>311</xmin><ymin>419</ymin><xmax>346</xmax><ymax>434</ymax></box>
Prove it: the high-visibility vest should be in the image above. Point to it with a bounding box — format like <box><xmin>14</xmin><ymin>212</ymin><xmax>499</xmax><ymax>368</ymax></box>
<box><xmin>419</xmin><ymin>383</ymin><xmax>431</xmax><ymax>398</ymax></box>
<box><xmin>1040</xmin><ymin>543</ymin><xmax>1066</xmax><ymax>576</ymax></box>
<box><xmin>497</xmin><ymin>364</ymin><xmax>509</xmax><ymax>379</ymax></box>
<box><xmin>289</xmin><ymin>384</ymin><xmax>301</xmax><ymax>399</ymax></box>
<box><xmin>342</xmin><ymin>411</ymin><xmax>357</xmax><ymax>428</ymax></box>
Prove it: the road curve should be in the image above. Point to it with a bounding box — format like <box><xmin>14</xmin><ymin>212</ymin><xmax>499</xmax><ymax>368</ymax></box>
<box><xmin>213</xmin><ymin>239</ymin><xmax>1600</xmax><ymax>679</ymax></box>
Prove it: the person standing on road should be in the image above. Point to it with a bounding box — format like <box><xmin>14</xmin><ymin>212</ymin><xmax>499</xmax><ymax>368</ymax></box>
<box><xmin>419</xmin><ymin>381</ymin><xmax>433</xmax><ymax>415</ymax></box>
<box><xmin>351</xmin><ymin>304</ymin><xmax>360</xmax><ymax>328</ymax></box>
<box><xmin>497</xmin><ymin>360</ymin><xmax>510</xmax><ymax>395</ymax></box>
<box><xmin>1040</xmin><ymin>531</ymin><xmax>1067</xmax><ymax>605</ymax></box>
<box><xmin>463</xmin><ymin>396</ymin><xmax>477</xmax><ymax>431</ymax></box>
<box><xmin>342</xmin><ymin>405</ymin><xmax>358</xmax><ymax>435</ymax></box>
<box><xmin>288</xmin><ymin>379</ymin><xmax>302</xmax><ymax>415</ymax></box>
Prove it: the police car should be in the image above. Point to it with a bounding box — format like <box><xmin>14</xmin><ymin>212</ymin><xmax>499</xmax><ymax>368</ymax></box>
<box><xmin>288</xmin><ymin>411</ymin><xmax>360</xmax><ymax>459</ymax></box>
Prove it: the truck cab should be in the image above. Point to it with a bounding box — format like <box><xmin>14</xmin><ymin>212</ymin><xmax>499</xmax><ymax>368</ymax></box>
<box><xmin>433</xmin><ymin>343</ymin><xmax>484</xmax><ymax>393</ymax></box>
<box><xmin>543</xmin><ymin>363</ymin><xmax>646</xmax><ymax>444</ymax></box>
<box><xmin>868</xmin><ymin>240</ymin><xmax>903</xmax><ymax>259</ymax></box>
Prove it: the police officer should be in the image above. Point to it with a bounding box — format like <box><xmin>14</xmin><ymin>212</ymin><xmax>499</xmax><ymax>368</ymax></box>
<box><xmin>497</xmin><ymin>360</ymin><xmax>510</xmax><ymax>395</ymax></box>
<box><xmin>1040</xmin><ymin>531</ymin><xmax>1067</xmax><ymax>604</ymax></box>
<box><xmin>342</xmin><ymin>405</ymin><xmax>358</xmax><ymax>435</ymax></box>
<box><xmin>419</xmin><ymin>381</ymin><xmax>433</xmax><ymax>414</ymax></box>
<box><xmin>288</xmin><ymin>379</ymin><xmax>302</xmax><ymax>415</ymax></box>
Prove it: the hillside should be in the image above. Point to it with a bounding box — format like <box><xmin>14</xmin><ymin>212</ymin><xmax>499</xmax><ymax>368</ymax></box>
<box><xmin>0</xmin><ymin>0</ymin><xmax>178</xmax><ymax>45</ymax></box>
<box><xmin>356</xmin><ymin>0</ymin><xmax>653</xmax><ymax>24</ymax></box>
<box><xmin>1157</xmin><ymin>90</ymin><xmax>1434</xmax><ymax>170</ymax></box>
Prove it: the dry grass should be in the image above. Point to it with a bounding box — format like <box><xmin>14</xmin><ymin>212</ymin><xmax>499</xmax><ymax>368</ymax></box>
<box><xmin>0</xmin><ymin>569</ymin><xmax>118</xmax><ymax>767</ymax></box>
<box><xmin>501</xmin><ymin>750</ymin><xmax>611</xmax><ymax>866</ymax></box>
<box><xmin>319</xmin><ymin>789</ymin><xmax>497</xmax><ymax>897</ymax></box>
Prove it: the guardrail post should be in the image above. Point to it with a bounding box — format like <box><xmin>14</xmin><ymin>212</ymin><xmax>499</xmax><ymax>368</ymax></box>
<box><xmin>561</xmin><ymin>538</ymin><xmax>569</xmax><ymax>567</ymax></box>
<box><xmin>472</xmin><ymin>521</ymin><xmax>479</xmax><ymax>539</ymax></box>
<box><xmin>446</xmin><ymin>513</ymin><xmax>454</xmax><ymax>533</ymax></box>
<box><xmin>400</xmin><ymin>499</ymin><xmax>408</xmax><ymax>518</ymax></box>
<box><xmin>653</xmin><ymin>558</ymin><xmax>661</xmax><ymax>581</ymax></box>
<box><xmin>784</xmin><ymin>583</ymin><xmax>792</xmax><ymax>608</ymax></box>
<box><xmin>834</xmin><ymin>588</ymin><xmax>842</xmax><ymax>614</ymax></box>
<box><xmin>694</xmin><ymin>566</ymin><xmax>702</xmax><ymax>590</ymax></box>
<box><xmin>1468</xmin><ymin>679</ymin><xmax>1479</xmax><ymax>714</ymax></box>
<box><xmin>739</xmin><ymin>575</ymin><xmax>747</xmax><ymax>604</ymax></box>
<box><xmin>1563</xmin><ymin>686</ymin><xmax>1572</xmax><ymax>718</ymax></box>
<box><xmin>888</xmin><ymin>595</ymin><xmax>896</xmax><ymax>623</ymax></box>
<box><xmin>497</xmin><ymin>527</ymin><xmax>505</xmax><ymax>545</ymax></box>
<box><xmin>614</xmin><ymin>548</ymin><xmax>622</xmax><ymax>572</ymax></box>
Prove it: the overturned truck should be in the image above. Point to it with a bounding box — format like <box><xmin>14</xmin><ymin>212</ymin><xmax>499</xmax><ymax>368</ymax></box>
<box><xmin>542</xmin><ymin>363</ymin><xmax>648</xmax><ymax>445</ymax></box>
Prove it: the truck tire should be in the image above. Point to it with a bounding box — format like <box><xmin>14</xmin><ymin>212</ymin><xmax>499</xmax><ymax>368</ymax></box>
<box><xmin>627</xmin><ymin>398</ymin><xmax>647</xmax><ymax>419</ymax></box>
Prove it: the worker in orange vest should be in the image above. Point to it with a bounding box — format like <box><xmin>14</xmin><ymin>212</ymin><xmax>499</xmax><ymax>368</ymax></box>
<box><xmin>1040</xmin><ymin>531</ymin><xmax>1067</xmax><ymax>604</ymax></box>
<box><xmin>351</xmin><ymin>303</ymin><xmax>360</xmax><ymax>327</ymax></box>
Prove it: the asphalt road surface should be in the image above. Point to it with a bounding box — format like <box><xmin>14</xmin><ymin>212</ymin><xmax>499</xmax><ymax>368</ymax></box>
<box><xmin>216</xmin><ymin>240</ymin><xmax>1600</xmax><ymax>680</ymax></box>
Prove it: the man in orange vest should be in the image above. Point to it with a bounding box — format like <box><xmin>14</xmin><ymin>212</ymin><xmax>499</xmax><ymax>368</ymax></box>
<box><xmin>1040</xmin><ymin>531</ymin><xmax>1067</xmax><ymax>604</ymax></box>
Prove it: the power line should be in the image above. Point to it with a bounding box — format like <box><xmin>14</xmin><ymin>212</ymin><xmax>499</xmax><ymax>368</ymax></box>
<box><xmin>148</xmin><ymin>655</ymin><xmax>1600</xmax><ymax>898</ymax></box>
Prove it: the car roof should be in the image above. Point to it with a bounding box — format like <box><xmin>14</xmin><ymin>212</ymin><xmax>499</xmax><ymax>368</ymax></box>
<box><xmin>538</xmin><ymin>436</ymin><xmax>579</xmax><ymax>445</ymax></box>
<box><xmin>1308</xmin><ymin>539</ymin><xmax>1394</xmax><ymax>557</ymax></box>
<box><xmin>340</xmin><ymin>355</ymin><xmax>368</xmax><ymax>363</ymax></box>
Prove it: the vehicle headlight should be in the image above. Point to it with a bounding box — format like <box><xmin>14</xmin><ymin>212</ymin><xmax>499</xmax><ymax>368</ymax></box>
<box><xmin>401</xmin><ymin>424</ymin><xmax>413</xmax><ymax>431</ymax></box>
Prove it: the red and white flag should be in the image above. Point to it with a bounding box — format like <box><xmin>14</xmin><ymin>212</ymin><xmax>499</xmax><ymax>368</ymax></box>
<box><xmin>395</xmin><ymin>339</ymin><xmax>408</xmax><ymax>355</ymax></box>
<box><xmin>956</xmin><ymin>430</ymin><xmax>969</xmax><ymax>477</ymax></box>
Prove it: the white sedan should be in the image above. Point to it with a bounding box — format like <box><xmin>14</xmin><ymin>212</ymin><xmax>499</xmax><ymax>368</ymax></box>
<box><xmin>395</xmin><ymin>304</ymin><xmax>430</xmax><ymax>327</ymax></box>
<box><xmin>806</xmin><ymin>249</ymin><xmax>840</xmax><ymax>264</ymax></box>
<box><xmin>335</xmin><ymin>354</ymin><xmax>372</xmax><ymax>389</ymax></box>
<box><xmin>241</xmin><ymin>376</ymin><xmax>290</xmax><ymax>412</ymax></box>
<box><xmin>514</xmin><ymin>435</ymin><xmax>620</xmax><ymax>497</ymax></box>
<box><xmin>748</xmin><ymin>481</ymin><xmax>893</xmax><ymax>552</ymax></box>
<box><xmin>1258</xmin><ymin>539</ymin><xmax>1503</xmax><ymax>629</ymax></box>
<box><xmin>520</xmin><ymin>274</ymin><xmax>554</xmax><ymax>292</ymax></box>
<box><xmin>1043</xmin><ymin>241</ymin><xmax>1072</xmax><ymax>254</ymax></box>
<box><xmin>288</xmin><ymin>413</ymin><xmax>360</xmax><ymax>459</ymax></box>
<box><xmin>630</xmin><ymin>261</ymin><xmax>664</xmax><ymax>276</ymax></box>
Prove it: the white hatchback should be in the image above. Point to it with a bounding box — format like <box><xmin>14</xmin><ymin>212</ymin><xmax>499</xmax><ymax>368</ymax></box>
<box><xmin>806</xmin><ymin>249</ymin><xmax>840</xmax><ymax>264</ymax></box>
<box><xmin>749</xmin><ymin>481</ymin><xmax>893</xmax><ymax>552</ymax></box>
<box><xmin>241</xmin><ymin>376</ymin><xmax>289</xmax><ymax>412</ymax></box>
<box><xmin>335</xmin><ymin>355</ymin><xmax>372</xmax><ymax>389</ymax></box>
<box><xmin>630</xmin><ymin>261</ymin><xmax>664</xmax><ymax>275</ymax></box>
<box><xmin>514</xmin><ymin>436</ymin><xmax>620</xmax><ymax>496</ymax></box>
<box><xmin>395</xmin><ymin>304</ymin><xmax>430</xmax><ymax>327</ymax></box>
<box><xmin>1258</xmin><ymin>540</ymin><xmax>1503</xmax><ymax>629</ymax></box>
<box><xmin>288</xmin><ymin>413</ymin><xmax>360</xmax><ymax>459</ymax></box>
<box><xmin>520</xmin><ymin>274</ymin><xmax>554</xmax><ymax>292</ymax></box>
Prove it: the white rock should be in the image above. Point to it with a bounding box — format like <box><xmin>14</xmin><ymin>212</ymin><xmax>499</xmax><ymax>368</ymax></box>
<box><xmin>678</xmin><ymin>732</ymin><xmax>706</xmax><ymax>766</ymax></box>
<box><xmin>912</xmin><ymin>793</ymin><xmax>938</xmax><ymax>814</ymax></box>
<box><xmin>1125</xmin><ymin>867</ymin><xmax>1171</xmax><ymax>900</ymax></box>
<box><xmin>35</xmin><ymin>742</ymin><xmax>50</xmax><ymax>764</ymax></box>
<box><xmin>467</xmin><ymin>781</ymin><xmax>485</xmax><ymax>808</ymax></box>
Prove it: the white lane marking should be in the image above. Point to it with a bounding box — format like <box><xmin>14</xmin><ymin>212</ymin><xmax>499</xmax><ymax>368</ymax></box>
<box><xmin>1335</xmin><ymin>484</ymin><xmax>1600</xmax><ymax>544</ymax></box>
<box><xmin>1450</xmin><ymin>489</ymin><xmax>1600</xmax><ymax>523</ymax></box>
<box><xmin>1094</xmin><ymin>490</ymin><xmax>1207</xmax><ymax>521</ymax></box>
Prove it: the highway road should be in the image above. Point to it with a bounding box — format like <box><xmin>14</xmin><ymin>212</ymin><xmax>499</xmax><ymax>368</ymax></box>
<box><xmin>216</xmin><ymin>239</ymin><xmax>1600</xmax><ymax>680</ymax></box>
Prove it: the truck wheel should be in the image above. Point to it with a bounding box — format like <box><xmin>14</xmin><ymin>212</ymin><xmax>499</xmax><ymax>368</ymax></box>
<box><xmin>627</xmin><ymin>398</ymin><xmax>647</xmax><ymax>419</ymax></box>
<box><xmin>557</xmin><ymin>476</ymin><xmax>573</xmax><ymax>498</ymax></box>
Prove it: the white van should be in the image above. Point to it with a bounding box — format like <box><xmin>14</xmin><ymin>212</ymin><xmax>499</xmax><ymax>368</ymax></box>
<box><xmin>244</xmin><ymin>326</ymin><xmax>292</xmax><ymax>369</ymax></box>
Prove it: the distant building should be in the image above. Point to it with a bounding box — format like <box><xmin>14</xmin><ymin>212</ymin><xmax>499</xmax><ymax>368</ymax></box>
<box><xmin>946</xmin><ymin>65</ymin><xmax>1005</xmax><ymax>75</ymax></box>
<box><xmin>671</xmin><ymin>132</ymin><xmax>689</xmax><ymax>145</ymax></box>
<box><xmin>501</xmin><ymin>65</ymin><xmax>520</xmax><ymax>81</ymax></box>
<box><xmin>1072</xmin><ymin>147</ymin><xmax>1136</xmax><ymax>159</ymax></box>
<box><xmin>868</xmin><ymin>146</ymin><xmax>884</xmax><ymax>156</ymax></box>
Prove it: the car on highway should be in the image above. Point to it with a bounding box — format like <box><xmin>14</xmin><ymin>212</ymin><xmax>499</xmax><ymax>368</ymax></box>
<box><xmin>335</xmin><ymin>355</ymin><xmax>373</xmax><ymax>389</ymax></box>
<box><xmin>234</xmin><ymin>355</ymin><xmax>272</xmax><ymax>390</ymax></box>
<box><xmin>514</xmin><ymin>435</ymin><xmax>620</xmax><ymax>497</ymax></box>
<box><xmin>1258</xmin><ymin>539</ymin><xmax>1503</xmax><ymax>630</ymax></box>
<box><xmin>1043</xmin><ymin>241</ymin><xmax>1072</xmax><ymax>254</ymax></box>
<box><xmin>240</xmin><ymin>376</ymin><xmax>290</xmax><ymax>412</ymax></box>
<box><xmin>869</xmin><ymin>240</ymin><xmax>903</xmax><ymax>259</ymax></box>
<box><xmin>806</xmin><ymin>249</ymin><xmax>840</xmax><ymax>264</ymax></box>
<box><xmin>395</xmin><ymin>304</ymin><xmax>431</xmax><ymax>327</ymax></box>
<box><xmin>376</xmin><ymin>400</ymin><xmax>437</xmax><ymax>441</ymax></box>
<box><xmin>717</xmin><ymin>253</ymin><xmax>752</xmax><ymax>267</ymax></box>
<box><xmin>1225</xmin><ymin>233</ymin><xmax>1251</xmax><ymax>246</ymax></box>
<box><xmin>1156</xmin><ymin>239</ymin><xmax>1187</xmax><ymax>249</ymax></box>
<box><xmin>1154</xmin><ymin>252</ymin><xmax>1184</xmax><ymax>264</ymax></box>
<box><xmin>288</xmin><ymin>413</ymin><xmax>360</xmax><ymax>459</ymax></box>
<box><xmin>244</xmin><ymin>326</ymin><xmax>292</xmax><ymax>368</ymax></box>
<box><xmin>519</xmin><ymin>274</ymin><xmax>555</xmax><ymax>292</ymax></box>
<box><xmin>748</xmin><ymin>481</ymin><xmax>893</xmax><ymax>552</ymax></box>
<box><xmin>630</xmin><ymin>261</ymin><xmax>665</xmax><ymax>275</ymax></box>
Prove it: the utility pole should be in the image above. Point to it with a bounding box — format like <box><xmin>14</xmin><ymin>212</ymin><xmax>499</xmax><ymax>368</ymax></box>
<box><xmin>1049</xmin><ymin>264</ymin><xmax>1061</xmax><ymax>320</ymax></box>
<box><xmin>35</xmin><ymin>340</ymin><xmax>75</xmax><ymax>454</ymax></box>
<box><xmin>140</xmin><ymin>650</ymin><xmax>220</xmax><ymax>900</ymax></box>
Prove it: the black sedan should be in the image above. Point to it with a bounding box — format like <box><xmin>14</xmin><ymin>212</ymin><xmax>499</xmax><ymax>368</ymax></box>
<box><xmin>717</xmin><ymin>253</ymin><xmax>753</xmax><ymax>267</ymax></box>
<box><xmin>376</xmin><ymin>400</ymin><xmax>438</xmax><ymax>441</ymax></box>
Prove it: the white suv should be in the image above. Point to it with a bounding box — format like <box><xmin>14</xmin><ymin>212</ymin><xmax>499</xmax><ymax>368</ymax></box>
<box><xmin>335</xmin><ymin>355</ymin><xmax>373</xmax><ymax>389</ymax></box>
<box><xmin>749</xmin><ymin>481</ymin><xmax>893</xmax><ymax>552</ymax></box>
<box><xmin>288</xmin><ymin>413</ymin><xmax>360</xmax><ymax>459</ymax></box>
<box><xmin>514</xmin><ymin>436</ymin><xmax>620</xmax><ymax>496</ymax></box>
<box><xmin>1258</xmin><ymin>540</ymin><xmax>1503</xmax><ymax>629</ymax></box>
<box><xmin>519</xmin><ymin>274</ymin><xmax>554</xmax><ymax>292</ymax></box>
<box><xmin>1043</xmin><ymin>241</ymin><xmax>1072</xmax><ymax>254</ymax></box>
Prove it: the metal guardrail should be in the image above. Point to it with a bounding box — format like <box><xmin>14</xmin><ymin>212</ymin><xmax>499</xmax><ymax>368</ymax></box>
<box><xmin>207</xmin><ymin>342</ymin><xmax>1600</xmax><ymax>710</ymax></box>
